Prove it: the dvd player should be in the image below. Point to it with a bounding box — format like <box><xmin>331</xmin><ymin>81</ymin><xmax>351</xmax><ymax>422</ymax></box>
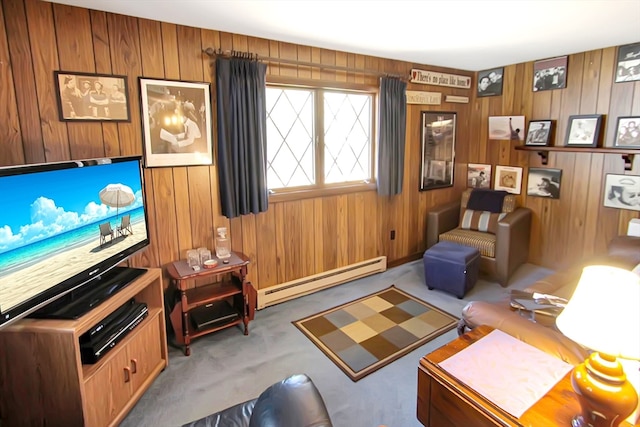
<box><xmin>80</xmin><ymin>299</ymin><xmax>148</xmax><ymax>364</ymax></box>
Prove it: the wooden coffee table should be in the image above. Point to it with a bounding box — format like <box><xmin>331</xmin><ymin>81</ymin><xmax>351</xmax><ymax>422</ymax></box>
<box><xmin>417</xmin><ymin>325</ymin><xmax>636</xmax><ymax>427</ymax></box>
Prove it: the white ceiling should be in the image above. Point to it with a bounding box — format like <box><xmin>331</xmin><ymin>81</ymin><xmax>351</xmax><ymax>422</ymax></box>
<box><xmin>47</xmin><ymin>0</ymin><xmax>640</xmax><ymax>72</ymax></box>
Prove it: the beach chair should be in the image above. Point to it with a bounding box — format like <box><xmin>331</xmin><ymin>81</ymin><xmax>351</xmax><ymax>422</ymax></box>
<box><xmin>117</xmin><ymin>214</ymin><xmax>132</xmax><ymax>237</ymax></box>
<box><xmin>99</xmin><ymin>222</ymin><xmax>114</xmax><ymax>247</ymax></box>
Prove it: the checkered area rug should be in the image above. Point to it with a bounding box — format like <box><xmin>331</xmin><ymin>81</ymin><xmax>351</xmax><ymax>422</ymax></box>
<box><xmin>293</xmin><ymin>285</ymin><xmax>458</xmax><ymax>381</ymax></box>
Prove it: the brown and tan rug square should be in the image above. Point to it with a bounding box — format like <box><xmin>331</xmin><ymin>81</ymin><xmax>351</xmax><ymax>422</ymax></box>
<box><xmin>293</xmin><ymin>285</ymin><xmax>458</xmax><ymax>381</ymax></box>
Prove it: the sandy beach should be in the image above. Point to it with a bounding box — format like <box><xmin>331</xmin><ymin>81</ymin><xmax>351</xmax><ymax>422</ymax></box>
<box><xmin>0</xmin><ymin>221</ymin><xmax>147</xmax><ymax>314</ymax></box>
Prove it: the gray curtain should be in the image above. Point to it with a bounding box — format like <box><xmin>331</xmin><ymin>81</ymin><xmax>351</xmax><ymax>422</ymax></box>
<box><xmin>377</xmin><ymin>77</ymin><xmax>407</xmax><ymax>196</ymax></box>
<box><xmin>216</xmin><ymin>57</ymin><xmax>269</xmax><ymax>218</ymax></box>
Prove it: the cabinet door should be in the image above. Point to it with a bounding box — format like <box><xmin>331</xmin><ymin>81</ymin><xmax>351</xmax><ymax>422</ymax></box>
<box><xmin>83</xmin><ymin>349</ymin><xmax>132</xmax><ymax>427</ymax></box>
<box><xmin>128</xmin><ymin>315</ymin><xmax>164</xmax><ymax>392</ymax></box>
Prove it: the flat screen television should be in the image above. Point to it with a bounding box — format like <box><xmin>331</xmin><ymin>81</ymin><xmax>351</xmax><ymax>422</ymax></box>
<box><xmin>0</xmin><ymin>156</ymin><xmax>150</xmax><ymax>329</ymax></box>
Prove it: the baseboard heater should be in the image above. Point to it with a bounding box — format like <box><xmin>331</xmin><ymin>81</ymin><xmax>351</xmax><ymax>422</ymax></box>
<box><xmin>257</xmin><ymin>256</ymin><xmax>387</xmax><ymax>309</ymax></box>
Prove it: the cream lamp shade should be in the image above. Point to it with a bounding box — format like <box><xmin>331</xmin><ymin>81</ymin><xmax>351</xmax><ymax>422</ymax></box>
<box><xmin>556</xmin><ymin>265</ymin><xmax>640</xmax><ymax>360</ymax></box>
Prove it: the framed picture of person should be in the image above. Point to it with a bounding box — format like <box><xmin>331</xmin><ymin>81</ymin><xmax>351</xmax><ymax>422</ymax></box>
<box><xmin>615</xmin><ymin>42</ymin><xmax>640</xmax><ymax>83</ymax></box>
<box><xmin>525</xmin><ymin>120</ymin><xmax>553</xmax><ymax>146</ymax></box>
<box><xmin>613</xmin><ymin>116</ymin><xmax>640</xmax><ymax>148</ymax></box>
<box><xmin>494</xmin><ymin>165</ymin><xmax>523</xmax><ymax>194</ymax></box>
<box><xmin>527</xmin><ymin>168</ymin><xmax>562</xmax><ymax>199</ymax></box>
<box><xmin>477</xmin><ymin>67</ymin><xmax>504</xmax><ymax>97</ymax></box>
<box><xmin>564</xmin><ymin>114</ymin><xmax>602</xmax><ymax>148</ymax></box>
<box><xmin>139</xmin><ymin>78</ymin><xmax>213</xmax><ymax>167</ymax></box>
<box><xmin>420</xmin><ymin>111</ymin><xmax>456</xmax><ymax>191</ymax></box>
<box><xmin>54</xmin><ymin>71</ymin><xmax>130</xmax><ymax>122</ymax></box>
<box><xmin>603</xmin><ymin>174</ymin><xmax>640</xmax><ymax>211</ymax></box>
<box><xmin>467</xmin><ymin>163</ymin><xmax>492</xmax><ymax>189</ymax></box>
<box><xmin>532</xmin><ymin>56</ymin><xmax>568</xmax><ymax>92</ymax></box>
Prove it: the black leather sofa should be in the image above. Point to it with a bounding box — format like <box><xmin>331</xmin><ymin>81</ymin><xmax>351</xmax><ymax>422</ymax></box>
<box><xmin>182</xmin><ymin>374</ymin><xmax>334</xmax><ymax>427</ymax></box>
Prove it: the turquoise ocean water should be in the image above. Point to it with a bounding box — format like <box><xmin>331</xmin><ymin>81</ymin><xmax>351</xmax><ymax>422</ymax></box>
<box><xmin>0</xmin><ymin>207</ymin><xmax>146</xmax><ymax>278</ymax></box>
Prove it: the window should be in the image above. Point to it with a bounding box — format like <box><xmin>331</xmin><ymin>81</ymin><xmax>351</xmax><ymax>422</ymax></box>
<box><xmin>265</xmin><ymin>84</ymin><xmax>375</xmax><ymax>194</ymax></box>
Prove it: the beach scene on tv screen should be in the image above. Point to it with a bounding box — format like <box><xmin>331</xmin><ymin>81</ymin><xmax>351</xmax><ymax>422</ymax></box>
<box><xmin>0</xmin><ymin>161</ymin><xmax>148</xmax><ymax>315</ymax></box>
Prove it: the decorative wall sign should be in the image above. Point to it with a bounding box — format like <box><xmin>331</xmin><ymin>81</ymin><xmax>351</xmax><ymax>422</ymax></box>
<box><xmin>446</xmin><ymin>95</ymin><xmax>469</xmax><ymax>104</ymax></box>
<box><xmin>406</xmin><ymin>90</ymin><xmax>442</xmax><ymax>105</ymax></box>
<box><xmin>410</xmin><ymin>69</ymin><xmax>471</xmax><ymax>89</ymax></box>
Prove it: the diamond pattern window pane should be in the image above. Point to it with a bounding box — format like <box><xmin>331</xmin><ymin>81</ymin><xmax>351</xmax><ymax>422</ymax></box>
<box><xmin>266</xmin><ymin>87</ymin><xmax>315</xmax><ymax>188</ymax></box>
<box><xmin>323</xmin><ymin>92</ymin><xmax>372</xmax><ymax>184</ymax></box>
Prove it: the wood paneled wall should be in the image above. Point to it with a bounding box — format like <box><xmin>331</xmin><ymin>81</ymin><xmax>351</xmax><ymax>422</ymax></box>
<box><xmin>470</xmin><ymin>51</ymin><xmax>640</xmax><ymax>269</ymax></box>
<box><xmin>1</xmin><ymin>0</ymin><xmax>637</xmax><ymax>292</ymax></box>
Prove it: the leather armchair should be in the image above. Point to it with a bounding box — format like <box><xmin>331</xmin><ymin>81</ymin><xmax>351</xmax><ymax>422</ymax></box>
<box><xmin>182</xmin><ymin>374</ymin><xmax>333</xmax><ymax>427</ymax></box>
<box><xmin>427</xmin><ymin>189</ymin><xmax>532</xmax><ymax>286</ymax></box>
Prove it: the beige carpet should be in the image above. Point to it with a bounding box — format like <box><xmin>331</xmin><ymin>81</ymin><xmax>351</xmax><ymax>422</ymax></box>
<box><xmin>293</xmin><ymin>285</ymin><xmax>458</xmax><ymax>381</ymax></box>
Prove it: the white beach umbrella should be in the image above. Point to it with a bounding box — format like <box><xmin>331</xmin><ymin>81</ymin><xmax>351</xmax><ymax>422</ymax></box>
<box><xmin>99</xmin><ymin>183</ymin><xmax>135</xmax><ymax>219</ymax></box>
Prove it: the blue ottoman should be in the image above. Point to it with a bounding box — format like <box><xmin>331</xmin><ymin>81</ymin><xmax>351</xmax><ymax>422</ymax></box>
<box><xmin>423</xmin><ymin>241</ymin><xmax>480</xmax><ymax>299</ymax></box>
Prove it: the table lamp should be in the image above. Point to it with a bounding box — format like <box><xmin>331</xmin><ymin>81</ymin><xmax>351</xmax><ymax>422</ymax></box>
<box><xmin>556</xmin><ymin>265</ymin><xmax>640</xmax><ymax>427</ymax></box>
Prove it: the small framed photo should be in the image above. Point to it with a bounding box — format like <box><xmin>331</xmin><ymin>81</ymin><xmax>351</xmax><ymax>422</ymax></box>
<box><xmin>54</xmin><ymin>71</ymin><xmax>130</xmax><ymax>121</ymax></box>
<box><xmin>494</xmin><ymin>165</ymin><xmax>523</xmax><ymax>194</ymax></box>
<box><xmin>477</xmin><ymin>67</ymin><xmax>503</xmax><ymax>97</ymax></box>
<box><xmin>603</xmin><ymin>174</ymin><xmax>640</xmax><ymax>211</ymax></box>
<box><xmin>613</xmin><ymin>116</ymin><xmax>640</xmax><ymax>148</ymax></box>
<box><xmin>564</xmin><ymin>114</ymin><xmax>602</xmax><ymax>147</ymax></box>
<box><xmin>533</xmin><ymin>56</ymin><xmax>567</xmax><ymax>92</ymax></box>
<box><xmin>525</xmin><ymin>120</ymin><xmax>553</xmax><ymax>146</ymax></box>
<box><xmin>139</xmin><ymin>78</ymin><xmax>213</xmax><ymax>168</ymax></box>
<box><xmin>467</xmin><ymin>163</ymin><xmax>492</xmax><ymax>188</ymax></box>
<box><xmin>488</xmin><ymin>116</ymin><xmax>525</xmax><ymax>141</ymax></box>
<box><xmin>615</xmin><ymin>42</ymin><xmax>640</xmax><ymax>83</ymax></box>
<box><xmin>527</xmin><ymin>168</ymin><xmax>561</xmax><ymax>199</ymax></box>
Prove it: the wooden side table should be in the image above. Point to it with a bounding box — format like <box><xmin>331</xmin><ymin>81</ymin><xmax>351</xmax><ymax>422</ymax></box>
<box><xmin>167</xmin><ymin>252</ymin><xmax>256</xmax><ymax>356</ymax></box>
<box><xmin>417</xmin><ymin>325</ymin><xmax>636</xmax><ymax>427</ymax></box>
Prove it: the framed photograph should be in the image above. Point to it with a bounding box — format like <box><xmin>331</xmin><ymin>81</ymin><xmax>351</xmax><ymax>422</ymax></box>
<box><xmin>139</xmin><ymin>78</ymin><xmax>213</xmax><ymax>168</ymax></box>
<box><xmin>527</xmin><ymin>168</ymin><xmax>562</xmax><ymax>199</ymax></box>
<box><xmin>494</xmin><ymin>165</ymin><xmax>523</xmax><ymax>194</ymax></box>
<box><xmin>54</xmin><ymin>71</ymin><xmax>130</xmax><ymax>122</ymax></box>
<box><xmin>467</xmin><ymin>163</ymin><xmax>491</xmax><ymax>189</ymax></box>
<box><xmin>533</xmin><ymin>56</ymin><xmax>567</xmax><ymax>92</ymax></box>
<box><xmin>420</xmin><ymin>111</ymin><xmax>456</xmax><ymax>191</ymax></box>
<box><xmin>564</xmin><ymin>114</ymin><xmax>602</xmax><ymax>147</ymax></box>
<box><xmin>615</xmin><ymin>42</ymin><xmax>640</xmax><ymax>83</ymax></box>
<box><xmin>603</xmin><ymin>174</ymin><xmax>640</xmax><ymax>211</ymax></box>
<box><xmin>477</xmin><ymin>67</ymin><xmax>503</xmax><ymax>97</ymax></box>
<box><xmin>488</xmin><ymin>116</ymin><xmax>525</xmax><ymax>141</ymax></box>
<box><xmin>525</xmin><ymin>120</ymin><xmax>553</xmax><ymax>146</ymax></box>
<box><xmin>613</xmin><ymin>116</ymin><xmax>640</xmax><ymax>148</ymax></box>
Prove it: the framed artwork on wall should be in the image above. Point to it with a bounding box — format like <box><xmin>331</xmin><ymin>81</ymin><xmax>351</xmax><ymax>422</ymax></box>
<box><xmin>488</xmin><ymin>116</ymin><xmax>525</xmax><ymax>141</ymax></box>
<box><xmin>613</xmin><ymin>116</ymin><xmax>640</xmax><ymax>148</ymax></box>
<box><xmin>139</xmin><ymin>78</ymin><xmax>213</xmax><ymax>168</ymax></box>
<box><xmin>564</xmin><ymin>114</ymin><xmax>602</xmax><ymax>147</ymax></box>
<box><xmin>467</xmin><ymin>163</ymin><xmax>491</xmax><ymax>188</ymax></box>
<box><xmin>603</xmin><ymin>174</ymin><xmax>640</xmax><ymax>211</ymax></box>
<box><xmin>420</xmin><ymin>111</ymin><xmax>456</xmax><ymax>191</ymax></box>
<box><xmin>615</xmin><ymin>42</ymin><xmax>640</xmax><ymax>83</ymax></box>
<box><xmin>54</xmin><ymin>71</ymin><xmax>130</xmax><ymax>122</ymax></box>
<box><xmin>525</xmin><ymin>120</ymin><xmax>553</xmax><ymax>146</ymax></box>
<box><xmin>494</xmin><ymin>165</ymin><xmax>523</xmax><ymax>194</ymax></box>
<box><xmin>527</xmin><ymin>168</ymin><xmax>562</xmax><ymax>199</ymax></box>
<box><xmin>533</xmin><ymin>56</ymin><xmax>567</xmax><ymax>92</ymax></box>
<box><xmin>477</xmin><ymin>67</ymin><xmax>503</xmax><ymax>97</ymax></box>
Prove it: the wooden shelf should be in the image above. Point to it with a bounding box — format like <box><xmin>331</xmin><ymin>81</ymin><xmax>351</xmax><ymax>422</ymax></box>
<box><xmin>515</xmin><ymin>146</ymin><xmax>640</xmax><ymax>170</ymax></box>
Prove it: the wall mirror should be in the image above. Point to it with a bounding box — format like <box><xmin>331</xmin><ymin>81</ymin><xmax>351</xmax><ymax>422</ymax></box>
<box><xmin>420</xmin><ymin>111</ymin><xmax>456</xmax><ymax>191</ymax></box>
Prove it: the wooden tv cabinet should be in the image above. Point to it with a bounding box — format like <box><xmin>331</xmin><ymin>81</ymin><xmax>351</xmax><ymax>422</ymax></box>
<box><xmin>0</xmin><ymin>267</ymin><xmax>168</xmax><ymax>427</ymax></box>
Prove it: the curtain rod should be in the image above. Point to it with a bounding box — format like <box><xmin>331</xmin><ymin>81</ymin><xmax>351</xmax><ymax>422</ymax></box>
<box><xmin>202</xmin><ymin>47</ymin><xmax>407</xmax><ymax>81</ymax></box>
